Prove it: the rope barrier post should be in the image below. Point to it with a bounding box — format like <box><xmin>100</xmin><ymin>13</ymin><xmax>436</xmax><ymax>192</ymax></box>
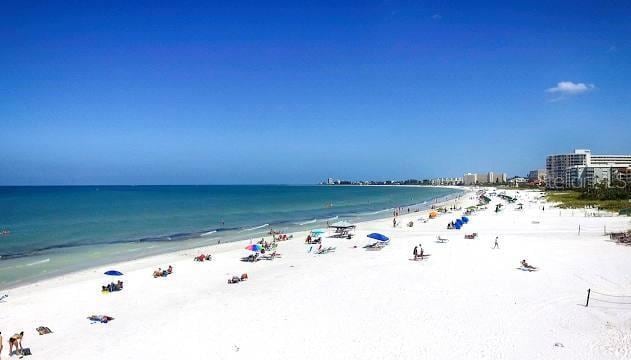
<box><xmin>586</xmin><ymin>288</ymin><xmax>591</xmax><ymax>307</ymax></box>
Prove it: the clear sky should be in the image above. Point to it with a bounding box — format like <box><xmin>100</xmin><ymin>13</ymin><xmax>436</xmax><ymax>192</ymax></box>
<box><xmin>1</xmin><ymin>1</ymin><xmax>630</xmax><ymax>185</ymax></box>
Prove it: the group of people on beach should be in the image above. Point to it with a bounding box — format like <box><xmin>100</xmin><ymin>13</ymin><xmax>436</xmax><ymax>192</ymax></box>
<box><xmin>412</xmin><ymin>244</ymin><xmax>424</xmax><ymax>260</ymax></box>
<box><xmin>101</xmin><ymin>280</ymin><xmax>124</xmax><ymax>292</ymax></box>
<box><xmin>194</xmin><ymin>254</ymin><xmax>212</xmax><ymax>262</ymax></box>
<box><xmin>0</xmin><ymin>331</ymin><xmax>25</xmax><ymax>358</ymax></box>
<box><xmin>152</xmin><ymin>265</ymin><xmax>173</xmax><ymax>278</ymax></box>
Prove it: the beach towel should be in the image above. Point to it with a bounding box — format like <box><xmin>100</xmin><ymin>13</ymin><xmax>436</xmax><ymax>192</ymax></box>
<box><xmin>36</xmin><ymin>326</ymin><xmax>53</xmax><ymax>335</ymax></box>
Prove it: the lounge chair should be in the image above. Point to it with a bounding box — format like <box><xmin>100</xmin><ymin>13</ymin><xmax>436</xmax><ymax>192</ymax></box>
<box><xmin>437</xmin><ymin>236</ymin><xmax>449</xmax><ymax>243</ymax></box>
<box><xmin>364</xmin><ymin>242</ymin><xmax>385</xmax><ymax>251</ymax></box>
<box><xmin>316</xmin><ymin>246</ymin><xmax>336</xmax><ymax>254</ymax></box>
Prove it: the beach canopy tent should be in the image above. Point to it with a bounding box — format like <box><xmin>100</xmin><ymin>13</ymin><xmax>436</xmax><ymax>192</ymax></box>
<box><xmin>329</xmin><ymin>221</ymin><xmax>355</xmax><ymax>229</ymax></box>
<box><xmin>245</xmin><ymin>244</ymin><xmax>264</xmax><ymax>252</ymax></box>
<box><xmin>104</xmin><ymin>270</ymin><xmax>124</xmax><ymax>276</ymax></box>
<box><xmin>329</xmin><ymin>221</ymin><xmax>356</xmax><ymax>238</ymax></box>
<box><xmin>311</xmin><ymin>229</ymin><xmax>325</xmax><ymax>235</ymax></box>
<box><xmin>429</xmin><ymin>211</ymin><xmax>438</xmax><ymax>219</ymax></box>
<box><xmin>367</xmin><ymin>233</ymin><xmax>389</xmax><ymax>242</ymax></box>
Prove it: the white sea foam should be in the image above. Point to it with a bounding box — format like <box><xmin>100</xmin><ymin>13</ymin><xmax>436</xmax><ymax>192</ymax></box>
<box><xmin>26</xmin><ymin>258</ymin><xmax>50</xmax><ymax>266</ymax></box>
<box><xmin>240</xmin><ymin>224</ymin><xmax>269</xmax><ymax>232</ymax></box>
<box><xmin>201</xmin><ymin>230</ymin><xmax>217</xmax><ymax>236</ymax></box>
<box><xmin>298</xmin><ymin>219</ymin><xmax>317</xmax><ymax>225</ymax></box>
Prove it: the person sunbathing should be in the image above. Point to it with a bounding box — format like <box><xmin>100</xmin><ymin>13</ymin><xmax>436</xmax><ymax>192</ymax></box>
<box><xmin>153</xmin><ymin>268</ymin><xmax>162</xmax><ymax>278</ymax></box>
<box><xmin>167</xmin><ymin>265</ymin><xmax>173</xmax><ymax>274</ymax></box>
<box><xmin>521</xmin><ymin>259</ymin><xmax>537</xmax><ymax>269</ymax></box>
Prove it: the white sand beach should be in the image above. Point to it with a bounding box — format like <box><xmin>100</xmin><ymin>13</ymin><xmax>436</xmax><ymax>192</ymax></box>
<box><xmin>1</xmin><ymin>189</ymin><xmax>631</xmax><ymax>359</ymax></box>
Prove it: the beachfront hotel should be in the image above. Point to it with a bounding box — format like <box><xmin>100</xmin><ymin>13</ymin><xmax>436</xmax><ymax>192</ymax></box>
<box><xmin>546</xmin><ymin>149</ymin><xmax>631</xmax><ymax>189</ymax></box>
<box><xmin>463</xmin><ymin>172</ymin><xmax>507</xmax><ymax>185</ymax></box>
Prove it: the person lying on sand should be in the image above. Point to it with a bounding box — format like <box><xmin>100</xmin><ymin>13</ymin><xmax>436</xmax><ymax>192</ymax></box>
<box><xmin>228</xmin><ymin>273</ymin><xmax>248</xmax><ymax>284</ymax></box>
<box><xmin>520</xmin><ymin>259</ymin><xmax>537</xmax><ymax>270</ymax></box>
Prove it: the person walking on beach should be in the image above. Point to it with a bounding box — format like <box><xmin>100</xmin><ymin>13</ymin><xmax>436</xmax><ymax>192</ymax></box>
<box><xmin>393</xmin><ymin>217</ymin><xmax>397</xmax><ymax>228</ymax></box>
<box><xmin>413</xmin><ymin>246</ymin><xmax>418</xmax><ymax>260</ymax></box>
<box><xmin>8</xmin><ymin>331</ymin><xmax>23</xmax><ymax>356</ymax></box>
<box><xmin>493</xmin><ymin>236</ymin><xmax>500</xmax><ymax>249</ymax></box>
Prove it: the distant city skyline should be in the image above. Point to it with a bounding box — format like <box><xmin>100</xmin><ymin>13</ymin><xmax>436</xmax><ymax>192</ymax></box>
<box><xmin>2</xmin><ymin>2</ymin><xmax>630</xmax><ymax>185</ymax></box>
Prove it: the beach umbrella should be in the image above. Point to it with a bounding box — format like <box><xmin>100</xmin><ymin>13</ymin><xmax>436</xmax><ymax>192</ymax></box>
<box><xmin>311</xmin><ymin>229</ymin><xmax>325</xmax><ymax>235</ymax></box>
<box><xmin>429</xmin><ymin>211</ymin><xmax>438</xmax><ymax>218</ymax></box>
<box><xmin>454</xmin><ymin>223</ymin><xmax>462</xmax><ymax>230</ymax></box>
<box><xmin>461</xmin><ymin>216</ymin><xmax>469</xmax><ymax>223</ymax></box>
<box><xmin>367</xmin><ymin>233</ymin><xmax>389</xmax><ymax>242</ymax></box>
<box><xmin>245</xmin><ymin>244</ymin><xmax>263</xmax><ymax>252</ymax></box>
<box><xmin>104</xmin><ymin>270</ymin><xmax>124</xmax><ymax>276</ymax></box>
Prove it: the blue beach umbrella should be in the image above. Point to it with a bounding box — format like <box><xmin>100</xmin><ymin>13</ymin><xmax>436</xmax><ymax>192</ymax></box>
<box><xmin>104</xmin><ymin>270</ymin><xmax>124</xmax><ymax>276</ymax></box>
<box><xmin>367</xmin><ymin>233</ymin><xmax>390</xmax><ymax>242</ymax></box>
<box><xmin>461</xmin><ymin>216</ymin><xmax>469</xmax><ymax>223</ymax></box>
<box><xmin>311</xmin><ymin>229</ymin><xmax>325</xmax><ymax>235</ymax></box>
<box><xmin>454</xmin><ymin>223</ymin><xmax>462</xmax><ymax>230</ymax></box>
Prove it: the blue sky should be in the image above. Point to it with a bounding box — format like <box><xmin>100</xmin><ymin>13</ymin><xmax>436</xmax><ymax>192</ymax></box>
<box><xmin>1</xmin><ymin>1</ymin><xmax>630</xmax><ymax>185</ymax></box>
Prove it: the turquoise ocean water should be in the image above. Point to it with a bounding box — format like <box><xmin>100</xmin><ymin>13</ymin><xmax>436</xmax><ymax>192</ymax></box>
<box><xmin>0</xmin><ymin>185</ymin><xmax>461</xmax><ymax>289</ymax></box>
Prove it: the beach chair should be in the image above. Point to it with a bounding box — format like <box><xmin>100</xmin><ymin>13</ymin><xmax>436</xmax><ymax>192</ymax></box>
<box><xmin>437</xmin><ymin>235</ymin><xmax>449</xmax><ymax>243</ymax></box>
<box><xmin>316</xmin><ymin>246</ymin><xmax>336</xmax><ymax>254</ymax></box>
<box><xmin>365</xmin><ymin>242</ymin><xmax>385</xmax><ymax>251</ymax></box>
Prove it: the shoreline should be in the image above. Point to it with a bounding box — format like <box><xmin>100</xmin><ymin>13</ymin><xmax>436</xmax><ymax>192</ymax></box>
<box><xmin>1</xmin><ymin>188</ymin><xmax>466</xmax><ymax>292</ymax></box>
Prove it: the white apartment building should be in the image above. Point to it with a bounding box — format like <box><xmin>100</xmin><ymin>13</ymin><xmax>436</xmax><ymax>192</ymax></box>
<box><xmin>462</xmin><ymin>172</ymin><xmax>507</xmax><ymax>185</ymax></box>
<box><xmin>463</xmin><ymin>173</ymin><xmax>478</xmax><ymax>186</ymax></box>
<box><xmin>546</xmin><ymin>149</ymin><xmax>631</xmax><ymax>189</ymax></box>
